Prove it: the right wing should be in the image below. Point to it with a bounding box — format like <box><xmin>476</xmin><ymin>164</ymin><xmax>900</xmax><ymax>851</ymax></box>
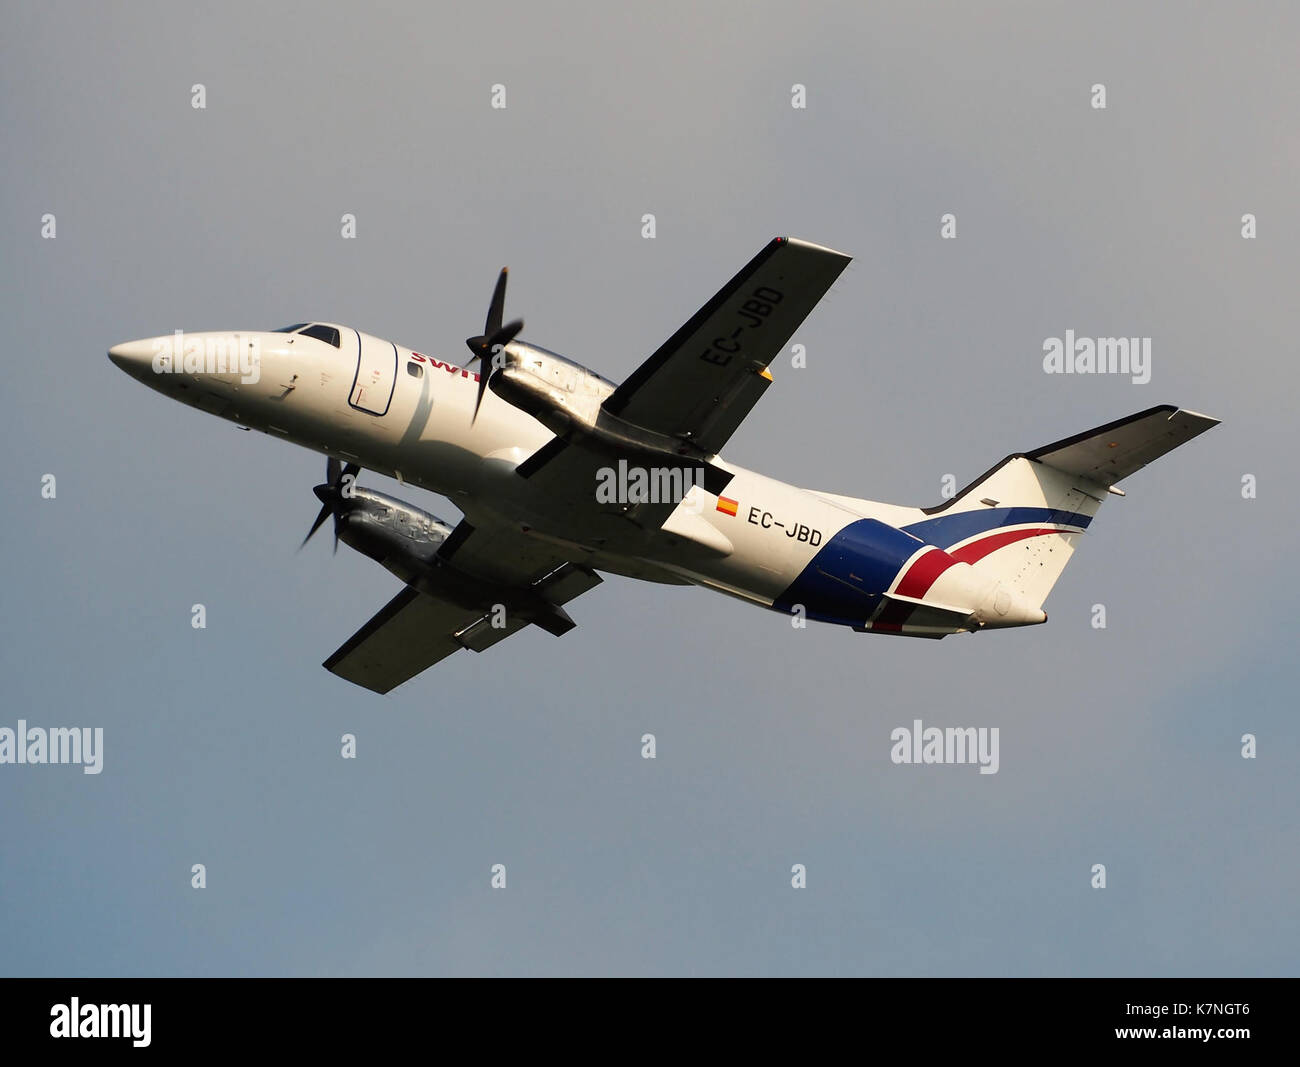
<box><xmin>323</xmin><ymin>586</ymin><xmax>479</xmax><ymax>694</ymax></box>
<box><xmin>324</xmin><ymin>546</ymin><xmax>602</xmax><ymax>694</ymax></box>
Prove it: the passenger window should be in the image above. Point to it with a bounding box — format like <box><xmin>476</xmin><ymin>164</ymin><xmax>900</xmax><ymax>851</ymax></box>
<box><xmin>407</xmin><ymin>362</ymin><xmax>423</xmax><ymax>378</ymax></box>
<box><xmin>300</xmin><ymin>324</ymin><xmax>341</xmax><ymax>347</ymax></box>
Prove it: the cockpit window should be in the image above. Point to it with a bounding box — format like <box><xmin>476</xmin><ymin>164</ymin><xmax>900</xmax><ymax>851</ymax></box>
<box><xmin>272</xmin><ymin>323</ymin><xmax>309</xmax><ymax>333</ymax></box>
<box><xmin>299</xmin><ymin>324</ymin><xmax>341</xmax><ymax>347</ymax></box>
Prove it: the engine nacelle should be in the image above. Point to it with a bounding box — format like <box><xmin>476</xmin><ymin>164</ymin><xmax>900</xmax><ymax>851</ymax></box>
<box><xmin>335</xmin><ymin>486</ymin><xmax>455</xmax><ymax>581</ymax></box>
<box><xmin>329</xmin><ymin>481</ymin><xmax>586</xmax><ymax>631</ymax></box>
<box><xmin>491</xmin><ymin>342</ymin><xmax>729</xmax><ymax>494</ymax></box>
<box><xmin>491</xmin><ymin>342</ymin><xmax>617</xmax><ymax>436</ymax></box>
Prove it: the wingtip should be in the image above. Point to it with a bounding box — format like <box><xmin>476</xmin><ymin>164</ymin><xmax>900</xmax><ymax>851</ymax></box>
<box><xmin>778</xmin><ymin>235</ymin><xmax>853</xmax><ymax>262</ymax></box>
<box><xmin>1174</xmin><ymin>406</ymin><xmax>1221</xmax><ymax>426</ymax></box>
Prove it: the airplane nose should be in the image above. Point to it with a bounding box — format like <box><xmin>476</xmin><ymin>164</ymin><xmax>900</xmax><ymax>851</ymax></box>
<box><xmin>108</xmin><ymin>339</ymin><xmax>155</xmax><ymax>374</ymax></box>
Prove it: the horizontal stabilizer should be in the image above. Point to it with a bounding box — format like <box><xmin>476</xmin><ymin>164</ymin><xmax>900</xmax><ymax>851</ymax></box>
<box><xmin>1026</xmin><ymin>405</ymin><xmax>1220</xmax><ymax>488</ymax></box>
<box><xmin>856</xmin><ymin>593</ymin><xmax>976</xmax><ymax>638</ymax></box>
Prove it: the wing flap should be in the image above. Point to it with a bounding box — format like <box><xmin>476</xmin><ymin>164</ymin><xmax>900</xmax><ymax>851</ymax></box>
<box><xmin>455</xmin><ymin>612</ymin><xmax>531</xmax><ymax>653</ymax></box>
<box><xmin>438</xmin><ymin>517</ymin><xmax>574</xmax><ymax>586</ymax></box>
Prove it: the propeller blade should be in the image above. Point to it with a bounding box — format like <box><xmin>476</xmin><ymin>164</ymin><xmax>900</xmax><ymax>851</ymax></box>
<box><xmin>300</xmin><ymin>502</ymin><xmax>331</xmax><ymax>550</ymax></box>
<box><xmin>485</xmin><ymin>267</ymin><xmax>508</xmax><ymax>337</ymax></box>
<box><xmin>465</xmin><ymin>268</ymin><xmax>514</xmax><ymax>362</ymax></box>
<box><xmin>334</xmin><ymin>462</ymin><xmax>359</xmax><ymax>548</ymax></box>
<box><xmin>472</xmin><ymin>362</ymin><xmax>492</xmax><ymax>424</ymax></box>
<box><xmin>493</xmin><ymin>318</ymin><xmax>524</xmax><ymax>350</ymax></box>
<box><xmin>339</xmin><ymin>462</ymin><xmax>359</xmax><ymax>492</ymax></box>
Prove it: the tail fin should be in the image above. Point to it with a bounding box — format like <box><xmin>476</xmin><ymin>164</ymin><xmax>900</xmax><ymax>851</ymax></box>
<box><xmin>907</xmin><ymin>405</ymin><xmax>1218</xmax><ymax>610</ymax></box>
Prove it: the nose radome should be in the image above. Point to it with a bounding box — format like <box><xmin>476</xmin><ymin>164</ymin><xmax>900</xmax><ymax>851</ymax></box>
<box><xmin>108</xmin><ymin>339</ymin><xmax>156</xmax><ymax>373</ymax></box>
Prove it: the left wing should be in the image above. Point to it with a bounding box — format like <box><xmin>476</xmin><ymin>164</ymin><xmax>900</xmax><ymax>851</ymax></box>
<box><xmin>515</xmin><ymin>236</ymin><xmax>851</xmax><ymax>540</ymax></box>
<box><xmin>600</xmin><ymin>235</ymin><xmax>851</xmax><ymax>457</ymax></box>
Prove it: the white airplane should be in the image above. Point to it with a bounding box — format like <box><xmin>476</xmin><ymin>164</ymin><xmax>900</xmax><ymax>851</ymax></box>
<box><xmin>109</xmin><ymin>237</ymin><xmax>1218</xmax><ymax>694</ymax></box>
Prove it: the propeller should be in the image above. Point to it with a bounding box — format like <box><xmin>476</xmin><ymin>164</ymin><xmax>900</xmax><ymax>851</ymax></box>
<box><xmin>300</xmin><ymin>456</ymin><xmax>360</xmax><ymax>554</ymax></box>
<box><xmin>464</xmin><ymin>267</ymin><xmax>523</xmax><ymax>423</ymax></box>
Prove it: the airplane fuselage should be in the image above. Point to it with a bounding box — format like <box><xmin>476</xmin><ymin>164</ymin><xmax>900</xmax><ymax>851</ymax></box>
<box><xmin>107</xmin><ymin>237</ymin><xmax>1217</xmax><ymax>693</ymax></box>
<box><xmin>108</xmin><ymin>325</ymin><xmax>1048</xmax><ymax>635</ymax></box>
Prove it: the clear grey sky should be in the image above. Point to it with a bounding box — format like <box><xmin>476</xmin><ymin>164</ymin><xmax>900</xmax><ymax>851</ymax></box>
<box><xmin>2</xmin><ymin>1</ymin><xmax>1295</xmax><ymax>975</ymax></box>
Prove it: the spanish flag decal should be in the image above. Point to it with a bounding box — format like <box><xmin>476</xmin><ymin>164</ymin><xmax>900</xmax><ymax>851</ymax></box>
<box><xmin>716</xmin><ymin>496</ymin><xmax>739</xmax><ymax>516</ymax></box>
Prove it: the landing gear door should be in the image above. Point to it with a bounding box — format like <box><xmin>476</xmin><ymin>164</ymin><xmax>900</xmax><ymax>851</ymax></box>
<box><xmin>349</xmin><ymin>330</ymin><xmax>397</xmax><ymax>416</ymax></box>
